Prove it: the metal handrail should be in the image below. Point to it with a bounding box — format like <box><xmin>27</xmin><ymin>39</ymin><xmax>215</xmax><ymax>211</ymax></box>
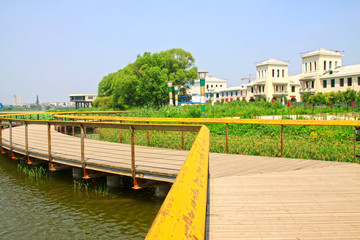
<box><xmin>146</xmin><ymin>125</ymin><xmax>209</xmax><ymax>239</ymax></box>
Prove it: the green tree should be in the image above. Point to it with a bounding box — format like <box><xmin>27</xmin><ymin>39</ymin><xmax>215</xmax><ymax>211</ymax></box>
<box><xmin>97</xmin><ymin>48</ymin><xmax>198</xmax><ymax>109</ymax></box>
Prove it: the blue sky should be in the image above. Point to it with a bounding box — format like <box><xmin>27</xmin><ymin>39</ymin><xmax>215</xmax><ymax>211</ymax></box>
<box><xmin>1</xmin><ymin>0</ymin><xmax>359</xmax><ymax>104</ymax></box>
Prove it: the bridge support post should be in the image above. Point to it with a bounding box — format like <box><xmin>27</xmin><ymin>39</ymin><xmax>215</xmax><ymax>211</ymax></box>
<box><xmin>106</xmin><ymin>174</ymin><xmax>123</xmax><ymax>188</ymax></box>
<box><xmin>154</xmin><ymin>182</ymin><xmax>170</xmax><ymax>198</ymax></box>
<box><xmin>72</xmin><ymin>167</ymin><xmax>83</xmax><ymax>179</ymax></box>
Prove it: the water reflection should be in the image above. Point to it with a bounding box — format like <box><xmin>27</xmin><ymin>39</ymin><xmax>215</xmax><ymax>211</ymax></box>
<box><xmin>0</xmin><ymin>153</ymin><xmax>162</xmax><ymax>239</ymax></box>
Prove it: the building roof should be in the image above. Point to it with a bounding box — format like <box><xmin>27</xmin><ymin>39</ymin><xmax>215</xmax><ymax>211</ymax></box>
<box><xmin>69</xmin><ymin>94</ymin><xmax>97</xmax><ymax>96</ymax></box>
<box><xmin>195</xmin><ymin>76</ymin><xmax>227</xmax><ymax>83</ymax></box>
<box><xmin>256</xmin><ymin>58</ymin><xmax>289</xmax><ymax>67</ymax></box>
<box><xmin>300</xmin><ymin>48</ymin><xmax>343</xmax><ymax>58</ymax></box>
<box><xmin>320</xmin><ymin>64</ymin><xmax>360</xmax><ymax>79</ymax></box>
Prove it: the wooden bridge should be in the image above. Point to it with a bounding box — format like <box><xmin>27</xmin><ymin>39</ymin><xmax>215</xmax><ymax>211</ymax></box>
<box><xmin>1</xmin><ymin>112</ymin><xmax>360</xmax><ymax>239</ymax></box>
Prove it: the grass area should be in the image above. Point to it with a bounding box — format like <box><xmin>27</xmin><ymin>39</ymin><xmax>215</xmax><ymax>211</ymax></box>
<box><xmin>118</xmin><ymin>101</ymin><xmax>360</xmax><ymax>119</ymax></box>
<box><xmin>88</xmin><ymin>124</ymin><xmax>359</xmax><ymax>163</ymax></box>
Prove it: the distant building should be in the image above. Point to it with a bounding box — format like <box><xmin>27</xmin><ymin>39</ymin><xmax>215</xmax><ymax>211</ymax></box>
<box><xmin>13</xmin><ymin>95</ymin><xmax>22</xmax><ymax>106</ymax></box>
<box><xmin>36</xmin><ymin>95</ymin><xmax>40</xmax><ymax>105</ymax></box>
<box><xmin>69</xmin><ymin>94</ymin><xmax>97</xmax><ymax>109</ymax></box>
<box><xmin>198</xmin><ymin>48</ymin><xmax>360</xmax><ymax>103</ymax></box>
<box><xmin>190</xmin><ymin>76</ymin><xmax>227</xmax><ymax>102</ymax></box>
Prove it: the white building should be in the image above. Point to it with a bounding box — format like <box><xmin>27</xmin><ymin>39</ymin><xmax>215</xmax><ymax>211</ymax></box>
<box><xmin>69</xmin><ymin>94</ymin><xmax>97</xmax><ymax>109</ymax></box>
<box><xmin>194</xmin><ymin>48</ymin><xmax>360</xmax><ymax>103</ymax></box>
<box><xmin>190</xmin><ymin>76</ymin><xmax>227</xmax><ymax>102</ymax></box>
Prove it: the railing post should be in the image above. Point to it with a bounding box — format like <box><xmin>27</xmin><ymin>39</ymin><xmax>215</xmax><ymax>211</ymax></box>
<box><xmin>0</xmin><ymin>120</ymin><xmax>4</xmax><ymax>154</ymax></box>
<box><xmin>119</xmin><ymin>121</ymin><xmax>123</xmax><ymax>143</ymax></box>
<box><xmin>80</xmin><ymin>124</ymin><xmax>89</xmax><ymax>178</ymax></box>
<box><xmin>25</xmin><ymin>122</ymin><xmax>31</xmax><ymax>164</ymax></box>
<box><xmin>48</xmin><ymin>123</ymin><xmax>55</xmax><ymax>170</ymax></box>
<box><xmin>281</xmin><ymin>125</ymin><xmax>284</xmax><ymax>157</ymax></box>
<box><xmin>37</xmin><ymin>114</ymin><xmax>39</xmax><ymax>120</ymax></box>
<box><xmin>72</xmin><ymin>125</ymin><xmax>75</xmax><ymax>136</ymax></box>
<box><xmin>99</xmin><ymin>120</ymin><xmax>102</xmax><ymax>141</ymax></box>
<box><xmin>9</xmin><ymin>120</ymin><xmax>15</xmax><ymax>159</ymax></box>
<box><xmin>130</xmin><ymin>125</ymin><xmax>140</xmax><ymax>189</ymax></box>
<box><xmin>181</xmin><ymin>122</ymin><xmax>184</xmax><ymax>150</ymax></box>
<box><xmin>226</xmin><ymin>123</ymin><xmax>229</xmax><ymax>153</ymax></box>
<box><xmin>354</xmin><ymin>126</ymin><xmax>358</xmax><ymax>163</ymax></box>
<box><xmin>147</xmin><ymin>122</ymin><xmax>150</xmax><ymax>147</ymax></box>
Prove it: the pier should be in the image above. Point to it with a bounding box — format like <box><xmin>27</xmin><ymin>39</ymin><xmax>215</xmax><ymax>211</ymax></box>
<box><xmin>1</xmin><ymin>112</ymin><xmax>360</xmax><ymax>239</ymax></box>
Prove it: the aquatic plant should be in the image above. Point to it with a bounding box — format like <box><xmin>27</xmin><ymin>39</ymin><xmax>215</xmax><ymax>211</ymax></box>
<box><xmin>17</xmin><ymin>164</ymin><xmax>48</xmax><ymax>179</ymax></box>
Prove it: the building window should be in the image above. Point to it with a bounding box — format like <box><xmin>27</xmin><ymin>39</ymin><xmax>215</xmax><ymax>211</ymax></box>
<box><xmin>220</xmin><ymin>85</ymin><xmax>222</xmax><ymax>87</ymax></box>
<box><xmin>310</xmin><ymin>62</ymin><xmax>312</xmax><ymax>72</ymax></box>
<box><xmin>206</xmin><ymin>85</ymin><xmax>209</xmax><ymax>89</ymax></box>
<box><xmin>305</xmin><ymin>63</ymin><xmax>308</xmax><ymax>72</ymax></box>
<box><xmin>251</xmin><ymin>87</ymin><xmax>254</xmax><ymax>93</ymax></box>
<box><xmin>211</xmin><ymin>85</ymin><xmax>213</xmax><ymax>88</ymax></box>
<box><xmin>314</xmin><ymin>61</ymin><xmax>317</xmax><ymax>71</ymax></box>
<box><xmin>331</xmin><ymin>79</ymin><xmax>335</xmax><ymax>87</ymax></box>
<box><xmin>348</xmin><ymin>77</ymin><xmax>352</xmax><ymax>86</ymax></box>
<box><xmin>291</xmin><ymin>86</ymin><xmax>295</xmax><ymax>92</ymax></box>
<box><xmin>272</xmin><ymin>69</ymin><xmax>275</xmax><ymax>77</ymax></box>
<box><xmin>277</xmin><ymin>69</ymin><xmax>280</xmax><ymax>77</ymax></box>
<box><xmin>340</xmin><ymin>78</ymin><xmax>344</xmax><ymax>87</ymax></box>
<box><xmin>335</xmin><ymin>61</ymin><xmax>338</xmax><ymax>68</ymax></box>
<box><xmin>306</xmin><ymin>82</ymin><xmax>309</xmax><ymax>88</ymax></box>
<box><xmin>282</xmin><ymin>69</ymin><xmax>285</xmax><ymax>77</ymax></box>
<box><xmin>323</xmin><ymin>80</ymin><xmax>327</xmax><ymax>88</ymax></box>
<box><xmin>264</xmin><ymin>70</ymin><xmax>267</xmax><ymax>78</ymax></box>
<box><xmin>329</xmin><ymin>61</ymin><xmax>332</xmax><ymax>69</ymax></box>
<box><xmin>324</xmin><ymin>60</ymin><xmax>327</xmax><ymax>70</ymax></box>
<box><xmin>311</xmin><ymin>81</ymin><xmax>314</xmax><ymax>88</ymax></box>
<box><xmin>358</xmin><ymin>77</ymin><xmax>360</xmax><ymax>85</ymax></box>
<box><xmin>216</xmin><ymin>85</ymin><xmax>218</xmax><ymax>87</ymax></box>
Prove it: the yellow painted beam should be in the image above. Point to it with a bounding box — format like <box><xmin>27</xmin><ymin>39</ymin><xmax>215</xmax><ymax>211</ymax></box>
<box><xmin>145</xmin><ymin>126</ymin><xmax>209</xmax><ymax>240</ymax></box>
<box><xmin>54</xmin><ymin>114</ymin><xmax>360</xmax><ymax>127</ymax></box>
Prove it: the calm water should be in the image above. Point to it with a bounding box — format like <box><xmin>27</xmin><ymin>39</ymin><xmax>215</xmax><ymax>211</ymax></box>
<box><xmin>0</xmin><ymin>154</ymin><xmax>162</xmax><ymax>240</ymax></box>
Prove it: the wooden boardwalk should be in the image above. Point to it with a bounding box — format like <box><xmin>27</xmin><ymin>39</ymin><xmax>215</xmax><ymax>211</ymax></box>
<box><xmin>1</xmin><ymin>125</ymin><xmax>189</xmax><ymax>182</ymax></box>
<box><xmin>207</xmin><ymin>154</ymin><xmax>360</xmax><ymax>239</ymax></box>
<box><xmin>2</xmin><ymin>125</ymin><xmax>360</xmax><ymax>239</ymax></box>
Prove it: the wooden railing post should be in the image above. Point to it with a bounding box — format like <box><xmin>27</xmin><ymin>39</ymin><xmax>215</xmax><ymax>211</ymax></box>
<box><xmin>25</xmin><ymin>122</ymin><xmax>31</xmax><ymax>164</ymax></box>
<box><xmin>119</xmin><ymin>121</ymin><xmax>123</xmax><ymax>143</ymax></box>
<box><xmin>147</xmin><ymin>122</ymin><xmax>150</xmax><ymax>147</ymax></box>
<box><xmin>281</xmin><ymin>125</ymin><xmax>284</xmax><ymax>157</ymax></box>
<box><xmin>37</xmin><ymin>114</ymin><xmax>39</xmax><ymax>120</ymax></box>
<box><xmin>80</xmin><ymin>124</ymin><xmax>89</xmax><ymax>178</ymax></box>
<box><xmin>226</xmin><ymin>123</ymin><xmax>229</xmax><ymax>153</ymax></box>
<box><xmin>9</xmin><ymin>120</ymin><xmax>15</xmax><ymax>159</ymax></box>
<box><xmin>130</xmin><ymin>125</ymin><xmax>140</xmax><ymax>189</ymax></box>
<box><xmin>354</xmin><ymin>126</ymin><xmax>359</xmax><ymax>163</ymax></box>
<box><xmin>48</xmin><ymin>123</ymin><xmax>55</xmax><ymax>170</ymax></box>
<box><xmin>99</xmin><ymin>120</ymin><xmax>102</xmax><ymax>141</ymax></box>
<box><xmin>181</xmin><ymin>122</ymin><xmax>184</xmax><ymax>150</ymax></box>
<box><xmin>0</xmin><ymin>120</ymin><xmax>4</xmax><ymax>154</ymax></box>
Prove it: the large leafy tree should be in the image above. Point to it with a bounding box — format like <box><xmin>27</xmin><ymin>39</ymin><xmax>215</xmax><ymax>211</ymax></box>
<box><xmin>96</xmin><ymin>48</ymin><xmax>197</xmax><ymax>109</ymax></box>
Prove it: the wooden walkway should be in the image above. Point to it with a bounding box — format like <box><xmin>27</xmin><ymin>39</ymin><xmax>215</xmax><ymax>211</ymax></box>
<box><xmin>1</xmin><ymin>125</ymin><xmax>189</xmax><ymax>182</ymax></box>
<box><xmin>207</xmin><ymin>154</ymin><xmax>360</xmax><ymax>239</ymax></box>
<box><xmin>3</xmin><ymin>125</ymin><xmax>360</xmax><ymax>239</ymax></box>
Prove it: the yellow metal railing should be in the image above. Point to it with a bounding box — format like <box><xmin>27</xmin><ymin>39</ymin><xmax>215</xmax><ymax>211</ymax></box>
<box><xmin>145</xmin><ymin>125</ymin><xmax>209</xmax><ymax>240</ymax></box>
<box><xmin>53</xmin><ymin>114</ymin><xmax>360</xmax><ymax>127</ymax></box>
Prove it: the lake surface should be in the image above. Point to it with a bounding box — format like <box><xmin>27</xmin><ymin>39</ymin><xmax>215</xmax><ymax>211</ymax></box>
<box><xmin>0</xmin><ymin>153</ymin><xmax>162</xmax><ymax>239</ymax></box>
